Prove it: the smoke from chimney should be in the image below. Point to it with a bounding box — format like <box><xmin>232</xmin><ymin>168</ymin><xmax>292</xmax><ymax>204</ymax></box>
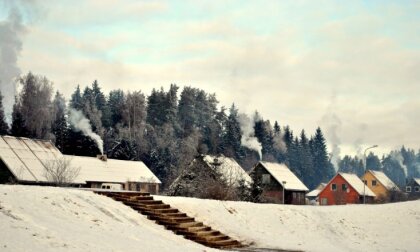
<box><xmin>390</xmin><ymin>151</ymin><xmax>408</xmax><ymax>177</ymax></box>
<box><xmin>320</xmin><ymin>92</ymin><xmax>342</xmax><ymax>169</ymax></box>
<box><xmin>0</xmin><ymin>7</ymin><xmax>24</xmax><ymax>124</ymax></box>
<box><xmin>68</xmin><ymin>108</ymin><xmax>104</xmax><ymax>154</ymax></box>
<box><xmin>238</xmin><ymin>113</ymin><xmax>262</xmax><ymax>160</ymax></box>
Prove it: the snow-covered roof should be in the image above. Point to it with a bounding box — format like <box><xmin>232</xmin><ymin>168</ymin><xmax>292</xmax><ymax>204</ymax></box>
<box><xmin>306</xmin><ymin>189</ymin><xmax>321</xmax><ymax>197</ymax></box>
<box><xmin>339</xmin><ymin>173</ymin><xmax>376</xmax><ymax>197</ymax></box>
<box><xmin>0</xmin><ymin>136</ymin><xmax>62</xmax><ymax>182</ymax></box>
<box><xmin>0</xmin><ymin>135</ymin><xmax>160</xmax><ymax>185</ymax></box>
<box><xmin>413</xmin><ymin>178</ymin><xmax>420</xmax><ymax>186</ymax></box>
<box><xmin>203</xmin><ymin>155</ymin><xmax>252</xmax><ymax>186</ymax></box>
<box><xmin>368</xmin><ymin>170</ymin><xmax>399</xmax><ymax>191</ymax></box>
<box><xmin>258</xmin><ymin>162</ymin><xmax>309</xmax><ymax>191</ymax></box>
<box><xmin>65</xmin><ymin>155</ymin><xmax>161</xmax><ymax>184</ymax></box>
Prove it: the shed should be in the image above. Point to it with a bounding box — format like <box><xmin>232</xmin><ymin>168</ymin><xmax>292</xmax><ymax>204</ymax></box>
<box><xmin>250</xmin><ymin>162</ymin><xmax>309</xmax><ymax>204</ymax></box>
<box><xmin>318</xmin><ymin>173</ymin><xmax>376</xmax><ymax>205</ymax></box>
<box><xmin>306</xmin><ymin>183</ymin><xmax>327</xmax><ymax>204</ymax></box>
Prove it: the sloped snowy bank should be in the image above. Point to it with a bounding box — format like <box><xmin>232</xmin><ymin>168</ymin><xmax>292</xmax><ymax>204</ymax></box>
<box><xmin>157</xmin><ymin>195</ymin><xmax>420</xmax><ymax>252</ymax></box>
<box><xmin>0</xmin><ymin>185</ymin><xmax>215</xmax><ymax>252</ymax></box>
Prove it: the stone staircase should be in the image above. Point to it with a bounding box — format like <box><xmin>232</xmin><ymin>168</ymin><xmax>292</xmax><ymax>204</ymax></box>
<box><xmin>95</xmin><ymin>191</ymin><xmax>244</xmax><ymax>249</ymax></box>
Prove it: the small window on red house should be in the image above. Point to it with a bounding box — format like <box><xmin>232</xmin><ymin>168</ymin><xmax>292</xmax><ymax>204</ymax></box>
<box><xmin>331</xmin><ymin>183</ymin><xmax>337</xmax><ymax>191</ymax></box>
<box><xmin>342</xmin><ymin>184</ymin><xmax>348</xmax><ymax>191</ymax></box>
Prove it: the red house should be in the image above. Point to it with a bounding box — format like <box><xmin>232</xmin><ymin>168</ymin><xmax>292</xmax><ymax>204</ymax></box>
<box><xmin>318</xmin><ymin>173</ymin><xmax>376</xmax><ymax>205</ymax></box>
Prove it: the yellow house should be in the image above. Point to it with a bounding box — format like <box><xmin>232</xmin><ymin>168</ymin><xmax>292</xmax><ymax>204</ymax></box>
<box><xmin>362</xmin><ymin>170</ymin><xmax>399</xmax><ymax>198</ymax></box>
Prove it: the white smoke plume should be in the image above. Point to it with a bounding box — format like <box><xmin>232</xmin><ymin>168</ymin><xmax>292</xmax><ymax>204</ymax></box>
<box><xmin>320</xmin><ymin>92</ymin><xmax>342</xmax><ymax>169</ymax></box>
<box><xmin>0</xmin><ymin>6</ymin><xmax>24</xmax><ymax>123</ymax></box>
<box><xmin>238</xmin><ymin>113</ymin><xmax>262</xmax><ymax>160</ymax></box>
<box><xmin>390</xmin><ymin>151</ymin><xmax>408</xmax><ymax>177</ymax></box>
<box><xmin>68</xmin><ymin>108</ymin><xmax>104</xmax><ymax>154</ymax></box>
<box><xmin>0</xmin><ymin>0</ymin><xmax>41</xmax><ymax>124</ymax></box>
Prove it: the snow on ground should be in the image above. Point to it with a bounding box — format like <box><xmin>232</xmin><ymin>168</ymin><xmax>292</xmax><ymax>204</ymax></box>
<box><xmin>157</xmin><ymin>195</ymin><xmax>420</xmax><ymax>252</ymax></box>
<box><xmin>1</xmin><ymin>185</ymin><xmax>419</xmax><ymax>252</ymax></box>
<box><xmin>0</xmin><ymin>185</ymin><xmax>216</xmax><ymax>252</ymax></box>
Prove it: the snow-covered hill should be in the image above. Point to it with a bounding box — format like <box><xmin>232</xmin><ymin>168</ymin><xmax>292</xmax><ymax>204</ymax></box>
<box><xmin>157</xmin><ymin>195</ymin><xmax>420</xmax><ymax>252</ymax></box>
<box><xmin>1</xmin><ymin>185</ymin><xmax>419</xmax><ymax>252</ymax></box>
<box><xmin>0</xmin><ymin>185</ymin><xmax>215</xmax><ymax>252</ymax></box>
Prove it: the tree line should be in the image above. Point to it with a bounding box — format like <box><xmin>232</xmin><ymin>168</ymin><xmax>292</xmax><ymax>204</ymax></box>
<box><xmin>0</xmin><ymin>72</ymin><xmax>418</xmax><ymax>190</ymax></box>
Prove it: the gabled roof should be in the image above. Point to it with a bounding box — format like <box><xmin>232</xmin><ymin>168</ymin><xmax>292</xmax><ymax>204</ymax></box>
<box><xmin>307</xmin><ymin>183</ymin><xmax>327</xmax><ymax>197</ymax></box>
<box><xmin>0</xmin><ymin>135</ymin><xmax>160</xmax><ymax>185</ymax></box>
<box><xmin>367</xmin><ymin>170</ymin><xmax>399</xmax><ymax>191</ymax></box>
<box><xmin>65</xmin><ymin>155</ymin><xmax>161</xmax><ymax>184</ymax></box>
<box><xmin>203</xmin><ymin>155</ymin><xmax>252</xmax><ymax>186</ymax></box>
<box><xmin>0</xmin><ymin>135</ymin><xmax>62</xmax><ymax>182</ymax></box>
<box><xmin>339</xmin><ymin>173</ymin><xmax>376</xmax><ymax>197</ymax></box>
<box><xmin>413</xmin><ymin>178</ymin><xmax>420</xmax><ymax>186</ymax></box>
<box><xmin>256</xmin><ymin>162</ymin><xmax>309</xmax><ymax>191</ymax></box>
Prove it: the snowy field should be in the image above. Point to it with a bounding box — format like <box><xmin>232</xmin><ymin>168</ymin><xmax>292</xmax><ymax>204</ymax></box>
<box><xmin>158</xmin><ymin>196</ymin><xmax>420</xmax><ymax>252</ymax></box>
<box><xmin>0</xmin><ymin>185</ymin><xmax>215</xmax><ymax>252</ymax></box>
<box><xmin>0</xmin><ymin>185</ymin><xmax>419</xmax><ymax>252</ymax></box>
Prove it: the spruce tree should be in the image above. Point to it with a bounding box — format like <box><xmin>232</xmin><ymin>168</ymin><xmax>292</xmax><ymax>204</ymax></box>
<box><xmin>69</xmin><ymin>85</ymin><xmax>83</xmax><ymax>110</ymax></box>
<box><xmin>312</xmin><ymin>127</ymin><xmax>335</xmax><ymax>185</ymax></box>
<box><xmin>224</xmin><ymin>104</ymin><xmax>242</xmax><ymax>160</ymax></box>
<box><xmin>299</xmin><ymin>130</ymin><xmax>315</xmax><ymax>188</ymax></box>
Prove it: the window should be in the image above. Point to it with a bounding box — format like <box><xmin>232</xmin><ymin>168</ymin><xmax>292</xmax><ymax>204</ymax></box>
<box><xmin>363</xmin><ymin>180</ymin><xmax>367</xmax><ymax>185</ymax></box>
<box><xmin>406</xmin><ymin>186</ymin><xmax>412</xmax><ymax>192</ymax></box>
<box><xmin>342</xmin><ymin>184</ymin><xmax>348</xmax><ymax>191</ymax></box>
<box><xmin>372</xmin><ymin>180</ymin><xmax>377</xmax><ymax>186</ymax></box>
<box><xmin>415</xmin><ymin>186</ymin><xmax>420</xmax><ymax>193</ymax></box>
<box><xmin>321</xmin><ymin>198</ymin><xmax>328</xmax><ymax>205</ymax></box>
<box><xmin>262</xmin><ymin>174</ymin><xmax>271</xmax><ymax>184</ymax></box>
<box><xmin>331</xmin><ymin>183</ymin><xmax>337</xmax><ymax>191</ymax></box>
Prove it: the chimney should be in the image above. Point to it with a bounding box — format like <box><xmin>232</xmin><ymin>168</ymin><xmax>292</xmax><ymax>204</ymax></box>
<box><xmin>97</xmin><ymin>154</ymin><xmax>107</xmax><ymax>161</ymax></box>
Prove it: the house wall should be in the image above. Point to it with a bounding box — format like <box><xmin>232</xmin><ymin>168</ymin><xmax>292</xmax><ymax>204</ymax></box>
<box><xmin>251</xmin><ymin>164</ymin><xmax>306</xmax><ymax>205</ymax></box>
<box><xmin>0</xmin><ymin>159</ymin><xmax>16</xmax><ymax>184</ymax></box>
<box><xmin>406</xmin><ymin>180</ymin><xmax>420</xmax><ymax>200</ymax></box>
<box><xmin>362</xmin><ymin>172</ymin><xmax>388</xmax><ymax>198</ymax></box>
<box><xmin>319</xmin><ymin>174</ymin><xmax>367</xmax><ymax>205</ymax></box>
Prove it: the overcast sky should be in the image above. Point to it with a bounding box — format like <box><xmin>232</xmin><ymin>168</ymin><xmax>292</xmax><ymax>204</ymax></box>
<box><xmin>1</xmin><ymin>0</ymin><xmax>419</xmax><ymax>158</ymax></box>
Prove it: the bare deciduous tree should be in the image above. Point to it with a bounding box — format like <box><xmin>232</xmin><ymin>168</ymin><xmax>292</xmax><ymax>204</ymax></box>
<box><xmin>43</xmin><ymin>157</ymin><xmax>80</xmax><ymax>186</ymax></box>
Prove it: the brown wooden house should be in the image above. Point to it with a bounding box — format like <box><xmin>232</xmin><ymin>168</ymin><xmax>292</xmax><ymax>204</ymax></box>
<box><xmin>250</xmin><ymin>162</ymin><xmax>308</xmax><ymax>204</ymax></box>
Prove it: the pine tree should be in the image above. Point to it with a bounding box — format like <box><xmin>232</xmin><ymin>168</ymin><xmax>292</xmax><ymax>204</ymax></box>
<box><xmin>11</xmin><ymin>101</ymin><xmax>29</xmax><ymax>137</ymax></box>
<box><xmin>311</xmin><ymin>127</ymin><xmax>335</xmax><ymax>186</ymax></box>
<box><xmin>107</xmin><ymin>89</ymin><xmax>125</xmax><ymax>128</ymax></box>
<box><xmin>223</xmin><ymin>104</ymin><xmax>242</xmax><ymax>160</ymax></box>
<box><xmin>299</xmin><ymin>130</ymin><xmax>315</xmax><ymax>188</ymax></box>
<box><xmin>366</xmin><ymin>152</ymin><xmax>381</xmax><ymax>171</ymax></box>
<box><xmin>0</xmin><ymin>91</ymin><xmax>9</xmax><ymax>134</ymax></box>
<box><xmin>69</xmin><ymin>85</ymin><xmax>83</xmax><ymax>110</ymax></box>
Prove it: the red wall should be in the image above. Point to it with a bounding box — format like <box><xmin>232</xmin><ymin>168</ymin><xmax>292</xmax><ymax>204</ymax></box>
<box><xmin>319</xmin><ymin>174</ymin><xmax>361</xmax><ymax>205</ymax></box>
